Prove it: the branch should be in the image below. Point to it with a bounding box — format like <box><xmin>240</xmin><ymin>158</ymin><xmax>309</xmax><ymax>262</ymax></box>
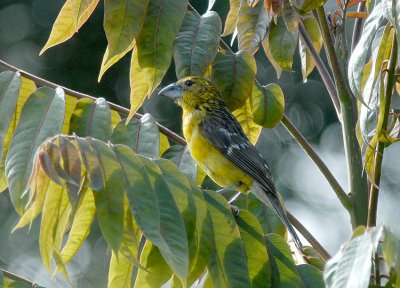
<box><xmin>281</xmin><ymin>115</ymin><xmax>352</xmax><ymax>211</ymax></box>
<box><xmin>0</xmin><ymin>59</ymin><xmax>186</xmax><ymax>146</ymax></box>
<box><xmin>351</xmin><ymin>2</ymin><xmax>367</xmax><ymax>52</ymax></box>
<box><xmin>316</xmin><ymin>6</ymin><xmax>368</xmax><ymax>227</ymax></box>
<box><xmin>368</xmin><ymin>36</ymin><xmax>397</xmax><ymax>227</ymax></box>
<box><xmin>298</xmin><ymin>20</ymin><xmax>341</xmax><ymax>117</ymax></box>
<box><xmin>1</xmin><ymin>268</ymin><xmax>39</xmax><ymax>287</ymax></box>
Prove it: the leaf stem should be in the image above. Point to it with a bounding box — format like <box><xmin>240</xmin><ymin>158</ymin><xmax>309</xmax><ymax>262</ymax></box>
<box><xmin>316</xmin><ymin>6</ymin><xmax>368</xmax><ymax>227</ymax></box>
<box><xmin>351</xmin><ymin>2</ymin><xmax>367</xmax><ymax>52</ymax></box>
<box><xmin>367</xmin><ymin>36</ymin><xmax>397</xmax><ymax>227</ymax></box>
<box><xmin>281</xmin><ymin>115</ymin><xmax>352</xmax><ymax>211</ymax></box>
<box><xmin>0</xmin><ymin>59</ymin><xmax>186</xmax><ymax>146</ymax></box>
<box><xmin>1</xmin><ymin>268</ymin><xmax>39</xmax><ymax>287</ymax></box>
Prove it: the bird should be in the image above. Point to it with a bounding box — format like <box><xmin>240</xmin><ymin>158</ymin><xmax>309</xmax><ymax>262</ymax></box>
<box><xmin>158</xmin><ymin>76</ymin><xmax>302</xmax><ymax>248</ymax></box>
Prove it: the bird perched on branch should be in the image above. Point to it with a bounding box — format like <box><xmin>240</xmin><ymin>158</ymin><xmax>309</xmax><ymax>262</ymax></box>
<box><xmin>159</xmin><ymin>76</ymin><xmax>302</xmax><ymax>248</ymax></box>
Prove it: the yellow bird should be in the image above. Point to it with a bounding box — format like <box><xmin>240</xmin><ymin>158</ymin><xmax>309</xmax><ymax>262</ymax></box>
<box><xmin>159</xmin><ymin>76</ymin><xmax>302</xmax><ymax>248</ymax></box>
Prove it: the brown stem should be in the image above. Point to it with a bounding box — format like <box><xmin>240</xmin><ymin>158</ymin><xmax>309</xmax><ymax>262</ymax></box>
<box><xmin>1</xmin><ymin>268</ymin><xmax>39</xmax><ymax>287</ymax></box>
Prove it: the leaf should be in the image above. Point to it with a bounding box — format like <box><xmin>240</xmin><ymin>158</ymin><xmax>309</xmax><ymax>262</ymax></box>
<box><xmin>300</xmin><ymin>0</ymin><xmax>328</xmax><ymax>13</ymax></box>
<box><xmin>236</xmin><ymin>209</ymin><xmax>271</xmax><ymax>287</ymax></box>
<box><xmin>70</xmin><ymin>0</ymin><xmax>96</xmax><ymax>30</ymax></box>
<box><xmin>266</xmin><ymin>16</ymin><xmax>298</xmax><ymax>71</ymax></box>
<box><xmin>113</xmin><ymin>145</ymin><xmax>189</xmax><ymax>280</ymax></box>
<box><xmin>134</xmin><ymin>241</ymin><xmax>173</xmax><ymax>287</ymax></box>
<box><xmin>103</xmin><ymin>0</ymin><xmax>149</xmax><ymax>66</ymax></box>
<box><xmin>232</xmin><ymin>99</ymin><xmax>262</xmax><ymax>145</ymax></box>
<box><xmin>296</xmin><ymin>264</ymin><xmax>325</xmax><ymax>287</ymax></box>
<box><xmin>5</xmin><ymin>87</ymin><xmax>65</xmax><ymax>214</ymax></box>
<box><xmin>211</xmin><ymin>50</ymin><xmax>256</xmax><ymax>111</ymax></box>
<box><xmin>127</xmin><ymin>0</ymin><xmax>187</xmax><ymax>121</ymax></box>
<box><xmin>262</xmin><ymin>28</ymin><xmax>283</xmax><ymax>78</ymax></box>
<box><xmin>40</xmin><ymin>0</ymin><xmax>99</xmax><ymax>54</ymax></box>
<box><xmin>237</xmin><ymin>0</ymin><xmax>271</xmax><ymax>54</ymax></box>
<box><xmin>283</xmin><ymin>0</ymin><xmax>299</xmax><ymax>32</ymax></box>
<box><xmin>299</xmin><ymin>17</ymin><xmax>322</xmax><ymax>81</ymax></box>
<box><xmin>204</xmin><ymin>191</ymin><xmax>251</xmax><ymax>287</ymax></box>
<box><xmin>111</xmin><ymin>114</ymin><xmax>160</xmax><ymax>158</ymax></box>
<box><xmin>174</xmin><ymin>11</ymin><xmax>222</xmax><ymax>79</ymax></box>
<box><xmin>162</xmin><ymin>145</ymin><xmax>199</xmax><ymax>182</ymax></box>
<box><xmin>90</xmin><ymin>139</ymin><xmax>124</xmax><ymax>252</ymax></box>
<box><xmin>250</xmin><ymin>83</ymin><xmax>285</xmax><ymax>128</ymax></box>
<box><xmin>302</xmin><ymin>246</ymin><xmax>326</xmax><ymax>271</ymax></box>
<box><xmin>264</xmin><ymin>0</ymin><xmax>281</xmax><ymax>20</ymax></box>
<box><xmin>265</xmin><ymin>233</ymin><xmax>302</xmax><ymax>287</ymax></box>
<box><xmin>108</xmin><ymin>250</ymin><xmax>134</xmax><ymax>288</ymax></box>
<box><xmin>223</xmin><ymin>0</ymin><xmax>241</xmax><ymax>36</ymax></box>
<box><xmin>207</xmin><ymin>0</ymin><xmax>216</xmax><ymax>11</ymax></box>
<box><xmin>69</xmin><ymin>98</ymin><xmax>112</xmax><ymax>142</ymax></box>
<box><xmin>61</xmin><ymin>95</ymin><xmax>78</xmax><ymax>134</ymax></box>
<box><xmin>346</xmin><ymin>11</ymin><xmax>369</xmax><ymax>18</ymax></box>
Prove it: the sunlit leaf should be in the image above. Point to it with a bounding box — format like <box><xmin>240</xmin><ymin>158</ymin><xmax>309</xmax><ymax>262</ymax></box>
<box><xmin>233</xmin><ymin>99</ymin><xmax>262</xmax><ymax>145</ymax></box>
<box><xmin>69</xmin><ymin>98</ymin><xmax>112</xmax><ymax>142</ymax></box>
<box><xmin>211</xmin><ymin>50</ymin><xmax>256</xmax><ymax>111</ymax></box>
<box><xmin>237</xmin><ymin>0</ymin><xmax>271</xmax><ymax>54</ymax></box>
<box><xmin>299</xmin><ymin>17</ymin><xmax>322</xmax><ymax>81</ymax></box>
<box><xmin>262</xmin><ymin>31</ymin><xmax>283</xmax><ymax>78</ymax></box>
<box><xmin>61</xmin><ymin>95</ymin><xmax>78</xmax><ymax>135</ymax></box>
<box><xmin>174</xmin><ymin>11</ymin><xmax>222</xmax><ymax>78</ymax></box>
<box><xmin>108</xmin><ymin>250</ymin><xmax>134</xmax><ymax>288</ymax></box>
<box><xmin>40</xmin><ymin>0</ymin><xmax>99</xmax><ymax>54</ymax></box>
<box><xmin>127</xmin><ymin>0</ymin><xmax>187</xmax><ymax>121</ymax></box>
<box><xmin>204</xmin><ymin>191</ymin><xmax>251</xmax><ymax>287</ymax></box>
<box><xmin>250</xmin><ymin>83</ymin><xmax>285</xmax><ymax>128</ymax></box>
<box><xmin>6</xmin><ymin>87</ymin><xmax>65</xmax><ymax>214</ymax></box>
<box><xmin>70</xmin><ymin>0</ymin><xmax>96</xmax><ymax>30</ymax></box>
<box><xmin>300</xmin><ymin>0</ymin><xmax>328</xmax><ymax>13</ymax></box>
<box><xmin>159</xmin><ymin>133</ymin><xmax>170</xmax><ymax>157</ymax></box>
<box><xmin>223</xmin><ymin>0</ymin><xmax>241</xmax><ymax>36</ymax></box>
<box><xmin>207</xmin><ymin>0</ymin><xmax>216</xmax><ymax>11</ymax></box>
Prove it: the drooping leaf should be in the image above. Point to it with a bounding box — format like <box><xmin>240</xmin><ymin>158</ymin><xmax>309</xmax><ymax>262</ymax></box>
<box><xmin>174</xmin><ymin>11</ymin><xmax>222</xmax><ymax>78</ymax></box>
<box><xmin>262</xmin><ymin>29</ymin><xmax>283</xmax><ymax>78</ymax></box>
<box><xmin>69</xmin><ymin>98</ymin><xmax>112</xmax><ymax>142</ymax></box>
<box><xmin>103</xmin><ymin>0</ymin><xmax>149</xmax><ymax>66</ymax></box>
<box><xmin>237</xmin><ymin>0</ymin><xmax>271</xmax><ymax>54</ymax></box>
<box><xmin>211</xmin><ymin>50</ymin><xmax>256</xmax><ymax>111</ymax></box>
<box><xmin>299</xmin><ymin>17</ymin><xmax>322</xmax><ymax>81</ymax></box>
<box><xmin>223</xmin><ymin>0</ymin><xmax>241</xmax><ymax>36</ymax></box>
<box><xmin>232</xmin><ymin>99</ymin><xmax>262</xmax><ymax>145</ymax></box>
<box><xmin>40</xmin><ymin>0</ymin><xmax>99</xmax><ymax>54</ymax></box>
<box><xmin>283</xmin><ymin>0</ymin><xmax>299</xmax><ymax>32</ymax></box>
<box><xmin>250</xmin><ymin>83</ymin><xmax>285</xmax><ymax>128</ymax></box>
<box><xmin>6</xmin><ymin>87</ymin><xmax>65</xmax><ymax>214</ymax></box>
<box><xmin>111</xmin><ymin>114</ymin><xmax>160</xmax><ymax>158</ymax></box>
<box><xmin>204</xmin><ymin>191</ymin><xmax>251</xmax><ymax>287</ymax></box>
<box><xmin>70</xmin><ymin>0</ymin><xmax>98</xmax><ymax>30</ymax></box>
<box><xmin>296</xmin><ymin>264</ymin><xmax>325</xmax><ymax>288</ymax></box>
<box><xmin>266</xmin><ymin>16</ymin><xmax>298</xmax><ymax>71</ymax></box>
<box><xmin>299</xmin><ymin>0</ymin><xmax>328</xmax><ymax>14</ymax></box>
<box><xmin>61</xmin><ymin>95</ymin><xmax>78</xmax><ymax>135</ymax></box>
<box><xmin>108</xmin><ymin>250</ymin><xmax>134</xmax><ymax>288</ymax></box>
<box><xmin>264</xmin><ymin>0</ymin><xmax>281</xmax><ymax>21</ymax></box>
<box><xmin>127</xmin><ymin>0</ymin><xmax>187</xmax><ymax>120</ymax></box>
<box><xmin>302</xmin><ymin>246</ymin><xmax>326</xmax><ymax>270</ymax></box>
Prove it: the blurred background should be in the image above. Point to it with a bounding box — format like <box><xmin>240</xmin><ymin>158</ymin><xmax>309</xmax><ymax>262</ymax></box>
<box><xmin>0</xmin><ymin>0</ymin><xmax>399</xmax><ymax>287</ymax></box>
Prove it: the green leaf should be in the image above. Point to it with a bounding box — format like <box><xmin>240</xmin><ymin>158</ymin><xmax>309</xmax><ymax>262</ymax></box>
<box><xmin>283</xmin><ymin>0</ymin><xmax>299</xmax><ymax>33</ymax></box>
<box><xmin>113</xmin><ymin>145</ymin><xmax>189</xmax><ymax>280</ymax></box>
<box><xmin>266</xmin><ymin>16</ymin><xmax>298</xmax><ymax>71</ymax></box>
<box><xmin>232</xmin><ymin>99</ymin><xmax>262</xmax><ymax>145</ymax></box>
<box><xmin>265</xmin><ymin>233</ymin><xmax>302</xmax><ymax>287</ymax></box>
<box><xmin>236</xmin><ymin>210</ymin><xmax>271</xmax><ymax>287</ymax></box>
<box><xmin>103</xmin><ymin>0</ymin><xmax>149</xmax><ymax>66</ymax></box>
<box><xmin>69</xmin><ymin>98</ymin><xmax>112</xmax><ymax>142</ymax></box>
<box><xmin>40</xmin><ymin>0</ymin><xmax>99</xmax><ymax>54</ymax></box>
<box><xmin>299</xmin><ymin>17</ymin><xmax>322</xmax><ymax>81</ymax></box>
<box><xmin>6</xmin><ymin>87</ymin><xmax>65</xmax><ymax>214</ymax></box>
<box><xmin>296</xmin><ymin>264</ymin><xmax>325</xmax><ymax>288</ymax></box>
<box><xmin>174</xmin><ymin>11</ymin><xmax>222</xmax><ymax>78</ymax></box>
<box><xmin>222</xmin><ymin>0</ymin><xmax>241</xmax><ymax>36</ymax></box>
<box><xmin>134</xmin><ymin>241</ymin><xmax>173</xmax><ymax>287</ymax></box>
<box><xmin>108</xmin><ymin>250</ymin><xmax>134</xmax><ymax>288</ymax></box>
<box><xmin>237</xmin><ymin>0</ymin><xmax>271</xmax><ymax>54</ymax></box>
<box><xmin>89</xmin><ymin>139</ymin><xmax>124</xmax><ymax>252</ymax></box>
<box><xmin>250</xmin><ymin>83</ymin><xmax>285</xmax><ymax>128</ymax></box>
<box><xmin>302</xmin><ymin>246</ymin><xmax>326</xmax><ymax>271</ymax></box>
<box><xmin>262</xmin><ymin>29</ymin><xmax>283</xmax><ymax>78</ymax></box>
<box><xmin>211</xmin><ymin>50</ymin><xmax>256</xmax><ymax>111</ymax></box>
<box><xmin>204</xmin><ymin>191</ymin><xmax>251</xmax><ymax>287</ymax></box>
<box><xmin>128</xmin><ymin>0</ymin><xmax>187</xmax><ymax>120</ymax></box>
<box><xmin>111</xmin><ymin>114</ymin><xmax>160</xmax><ymax>158</ymax></box>
<box><xmin>300</xmin><ymin>0</ymin><xmax>328</xmax><ymax>14</ymax></box>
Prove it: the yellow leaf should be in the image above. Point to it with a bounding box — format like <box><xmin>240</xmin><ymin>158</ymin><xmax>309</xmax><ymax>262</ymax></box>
<box><xmin>233</xmin><ymin>99</ymin><xmax>262</xmax><ymax>145</ymax></box>
<box><xmin>61</xmin><ymin>95</ymin><xmax>78</xmax><ymax>134</ymax></box>
<box><xmin>159</xmin><ymin>133</ymin><xmax>170</xmax><ymax>157</ymax></box>
<box><xmin>108</xmin><ymin>250</ymin><xmax>134</xmax><ymax>288</ymax></box>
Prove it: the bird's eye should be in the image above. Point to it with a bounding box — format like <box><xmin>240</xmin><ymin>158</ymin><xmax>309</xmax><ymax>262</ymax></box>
<box><xmin>185</xmin><ymin>80</ymin><xmax>194</xmax><ymax>87</ymax></box>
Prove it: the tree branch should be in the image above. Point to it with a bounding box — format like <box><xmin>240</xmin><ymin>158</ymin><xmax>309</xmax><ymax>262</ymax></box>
<box><xmin>351</xmin><ymin>2</ymin><xmax>367</xmax><ymax>52</ymax></box>
<box><xmin>316</xmin><ymin>6</ymin><xmax>368</xmax><ymax>227</ymax></box>
<box><xmin>0</xmin><ymin>59</ymin><xmax>186</xmax><ymax>146</ymax></box>
<box><xmin>1</xmin><ymin>268</ymin><xmax>39</xmax><ymax>287</ymax></box>
<box><xmin>281</xmin><ymin>115</ymin><xmax>352</xmax><ymax>211</ymax></box>
<box><xmin>368</xmin><ymin>36</ymin><xmax>397</xmax><ymax>227</ymax></box>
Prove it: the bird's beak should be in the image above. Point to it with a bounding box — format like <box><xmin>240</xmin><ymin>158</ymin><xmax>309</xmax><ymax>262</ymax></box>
<box><xmin>158</xmin><ymin>83</ymin><xmax>182</xmax><ymax>98</ymax></box>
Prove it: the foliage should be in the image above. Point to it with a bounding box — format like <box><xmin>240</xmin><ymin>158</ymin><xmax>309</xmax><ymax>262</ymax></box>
<box><xmin>0</xmin><ymin>0</ymin><xmax>400</xmax><ymax>287</ymax></box>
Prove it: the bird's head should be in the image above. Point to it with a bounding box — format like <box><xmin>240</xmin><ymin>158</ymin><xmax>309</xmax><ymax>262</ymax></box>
<box><xmin>158</xmin><ymin>76</ymin><xmax>223</xmax><ymax>111</ymax></box>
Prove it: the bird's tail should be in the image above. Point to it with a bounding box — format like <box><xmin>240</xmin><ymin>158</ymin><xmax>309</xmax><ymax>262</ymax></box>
<box><xmin>252</xmin><ymin>184</ymin><xmax>302</xmax><ymax>249</ymax></box>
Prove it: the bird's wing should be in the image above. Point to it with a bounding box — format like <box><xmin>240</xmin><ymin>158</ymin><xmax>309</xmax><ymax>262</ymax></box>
<box><xmin>200</xmin><ymin>106</ymin><xmax>277</xmax><ymax>195</ymax></box>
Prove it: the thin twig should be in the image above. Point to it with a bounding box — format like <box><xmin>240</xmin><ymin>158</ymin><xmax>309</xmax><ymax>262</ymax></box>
<box><xmin>0</xmin><ymin>59</ymin><xmax>186</xmax><ymax>146</ymax></box>
<box><xmin>287</xmin><ymin>212</ymin><xmax>331</xmax><ymax>260</ymax></box>
<box><xmin>1</xmin><ymin>268</ymin><xmax>38</xmax><ymax>287</ymax></box>
<box><xmin>367</xmin><ymin>36</ymin><xmax>397</xmax><ymax>227</ymax></box>
<box><xmin>351</xmin><ymin>2</ymin><xmax>367</xmax><ymax>52</ymax></box>
<box><xmin>298</xmin><ymin>20</ymin><xmax>341</xmax><ymax>117</ymax></box>
<box><xmin>281</xmin><ymin>115</ymin><xmax>352</xmax><ymax>211</ymax></box>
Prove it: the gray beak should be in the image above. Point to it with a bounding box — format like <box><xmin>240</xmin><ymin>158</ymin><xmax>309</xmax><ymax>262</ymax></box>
<box><xmin>158</xmin><ymin>83</ymin><xmax>182</xmax><ymax>98</ymax></box>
